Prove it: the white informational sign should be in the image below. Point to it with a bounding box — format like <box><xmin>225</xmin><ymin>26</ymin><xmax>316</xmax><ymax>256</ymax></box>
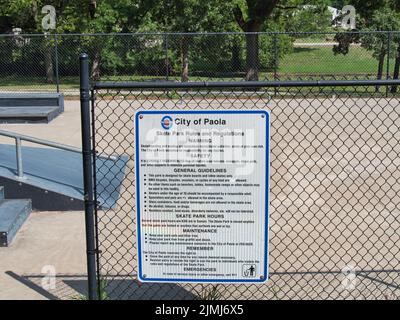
<box><xmin>135</xmin><ymin>110</ymin><xmax>270</xmax><ymax>283</ymax></box>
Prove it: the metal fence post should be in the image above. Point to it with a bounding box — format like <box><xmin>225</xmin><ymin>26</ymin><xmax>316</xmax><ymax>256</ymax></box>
<box><xmin>79</xmin><ymin>53</ymin><xmax>98</xmax><ymax>300</ymax></box>
<box><xmin>165</xmin><ymin>33</ymin><xmax>169</xmax><ymax>81</ymax></box>
<box><xmin>387</xmin><ymin>31</ymin><xmax>391</xmax><ymax>80</ymax></box>
<box><xmin>273</xmin><ymin>33</ymin><xmax>279</xmax><ymax>95</ymax></box>
<box><xmin>54</xmin><ymin>34</ymin><xmax>60</xmax><ymax>93</ymax></box>
<box><xmin>385</xmin><ymin>32</ymin><xmax>391</xmax><ymax>96</ymax></box>
<box><xmin>273</xmin><ymin>33</ymin><xmax>278</xmax><ymax>82</ymax></box>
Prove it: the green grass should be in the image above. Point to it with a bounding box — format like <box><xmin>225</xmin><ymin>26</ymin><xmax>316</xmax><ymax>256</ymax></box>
<box><xmin>0</xmin><ymin>76</ymin><xmax>79</xmax><ymax>91</ymax></box>
<box><xmin>293</xmin><ymin>35</ymin><xmax>335</xmax><ymax>43</ymax></box>
<box><xmin>279</xmin><ymin>45</ymin><xmax>392</xmax><ymax>75</ymax></box>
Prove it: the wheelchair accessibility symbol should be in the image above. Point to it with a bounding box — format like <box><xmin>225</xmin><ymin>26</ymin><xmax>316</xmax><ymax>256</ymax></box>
<box><xmin>242</xmin><ymin>264</ymin><xmax>256</xmax><ymax>277</ymax></box>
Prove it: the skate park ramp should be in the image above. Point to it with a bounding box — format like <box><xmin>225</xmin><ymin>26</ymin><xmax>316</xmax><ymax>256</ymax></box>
<box><xmin>0</xmin><ymin>93</ymin><xmax>64</xmax><ymax>124</ymax></box>
<box><xmin>0</xmin><ymin>144</ymin><xmax>128</xmax><ymax>211</ymax></box>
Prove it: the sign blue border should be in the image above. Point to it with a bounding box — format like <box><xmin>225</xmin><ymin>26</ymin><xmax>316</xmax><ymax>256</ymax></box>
<box><xmin>135</xmin><ymin>110</ymin><xmax>270</xmax><ymax>283</ymax></box>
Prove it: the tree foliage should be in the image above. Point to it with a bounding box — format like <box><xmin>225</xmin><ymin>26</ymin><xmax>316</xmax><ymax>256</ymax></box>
<box><xmin>333</xmin><ymin>1</ymin><xmax>400</xmax><ymax>81</ymax></box>
<box><xmin>0</xmin><ymin>0</ymin><xmax>336</xmax><ymax>81</ymax></box>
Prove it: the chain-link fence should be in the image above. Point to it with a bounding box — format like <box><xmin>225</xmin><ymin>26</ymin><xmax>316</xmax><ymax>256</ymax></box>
<box><xmin>86</xmin><ymin>77</ymin><xmax>400</xmax><ymax>300</ymax></box>
<box><xmin>2</xmin><ymin>31</ymin><xmax>400</xmax><ymax>95</ymax></box>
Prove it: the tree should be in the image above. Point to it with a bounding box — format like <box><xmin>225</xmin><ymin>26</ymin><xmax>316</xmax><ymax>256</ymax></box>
<box><xmin>0</xmin><ymin>0</ymin><xmax>63</xmax><ymax>83</ymax></box>
<box><xmin>54</xmin><ymin>0</ymin><xmax>156</xmax><ymax>80</ymax></box>
<box><xmin>56</xmin><ymin>1</ymin><xmax>123</xmax><ymax>80</ymax></box>
<box><xmin>233</xmin><ymin>0</ymin><xmax>331</xmax><ymax>81</ymax></box>
<box><xmin>332</xmin><ymin>0</ymin><xmax>400</xmax><ymax>85</ymax></box>
<box><xmin>151</xmin><ymin>0</ymin><xmax>234</xmax><ymax>82</ymax></box>
<box><xmin>233</xmin><ymin>0</ymin><xmax>280</xmax><ymax>81</ymax></box>
<box><xmin>361</xmin><ymin>7</ymin><xmax>400</xmax><ymax>84</ymax></box>
<box><xmin>387</xmin><ymin>0</ymin><xmax>400</xmax><ymax>92</ymax></box>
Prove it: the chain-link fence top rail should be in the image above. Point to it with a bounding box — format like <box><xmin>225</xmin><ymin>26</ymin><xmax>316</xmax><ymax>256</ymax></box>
<box><xmin>91</xmin><ymin>79</ymin><xmax>400</xmax><ymax>300</ymax></box>
<box><xmin>2</xmin><ymin>31</ymin><xmax>400</xmax><ymax>94</ymax></box>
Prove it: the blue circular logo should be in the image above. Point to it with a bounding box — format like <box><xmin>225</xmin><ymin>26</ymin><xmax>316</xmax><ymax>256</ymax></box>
<box><xmin>161</xmin><ymin>116</ymin><xmax>173</xmax><ymax>130</ymax></box>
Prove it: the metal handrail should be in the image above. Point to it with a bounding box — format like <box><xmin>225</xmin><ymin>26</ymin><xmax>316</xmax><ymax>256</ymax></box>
<box><xmin>0</xmin><ymin>129</ymin><xmax>115</xmax><ymax>179</ymax></box>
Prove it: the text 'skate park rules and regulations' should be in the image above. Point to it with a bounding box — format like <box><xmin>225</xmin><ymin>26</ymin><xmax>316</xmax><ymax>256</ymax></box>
<box><xmin>135</xmin><ymin>110</ymin><xmax>270</xmax><ymax>283</ymax></box>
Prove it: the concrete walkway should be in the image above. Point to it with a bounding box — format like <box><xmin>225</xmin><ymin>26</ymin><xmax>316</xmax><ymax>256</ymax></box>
<box><xmin>0</xmin><ymin>211</ymin><xmax>86</xmax><ymax>300</ymax></box>
<box><xmin>0</xmin><ymin>100</ymin><xmax>82</xmax><ymax>147</ymax></box>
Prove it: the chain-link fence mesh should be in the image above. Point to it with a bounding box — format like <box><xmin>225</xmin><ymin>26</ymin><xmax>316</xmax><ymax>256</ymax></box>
<box><xmin>2</xmin><ymin>31</ymin><xmax>400</xmax><ymax>94</ymax></box>
<box><xmin>90</xmin><ymin>80</ymin><xmax>400</xmax><ymax>300</ymax></box>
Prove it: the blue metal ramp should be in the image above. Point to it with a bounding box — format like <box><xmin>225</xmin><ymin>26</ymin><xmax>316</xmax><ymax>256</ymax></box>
<box><xmin>0</xmin><ymin>144</ymin><xmax>128</xmax><ymax>211</ymax></box>
<box><xmin>0</xmin><ymin>185</ymin><xmax>32</xmax><ymax>246</ymax></box>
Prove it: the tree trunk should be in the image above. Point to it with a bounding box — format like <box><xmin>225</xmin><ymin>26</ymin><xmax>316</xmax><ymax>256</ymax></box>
<box><xmin>44</xmin><ymin>48</ymin><xmax>54</xmax><ymax>83</ymax></box>
<box><xmin>233</xmin><ymin>2</ymin><xmax>278</xmax><ymax>81</ymax></box>
<box><xmin>391</xmin><ymin>43</ymin><xmax>400</xmax><ymax>93</ymax></box>
<box><xmin>245</xmin><ymin>32</ymin><xmax>259</xmax><ymax>81</ymax></box>
<box><xmin>377</xmin><ymin>52</ymin><xmax>385</xmax><ymax>79</ymax></box>
<box><xmin>181</xmin><ymin>35</ymin><xmax>189</xmax><ymax>82</ymax></box>
<box><xmin>231</xmin><ymin>41</ymin><xmax>241</xmax><ymax>73</ymax></box>
<box><xmin>88</xmin><ymin>0</ymin><xmax>100</xmax><ymax>80</ymax></box>
<box><xmin>376</xmin><ymin>49</ymin><xmax>386</xmax><ymax>92</ymax></box>
<box><xmin>243</xmin><ymin>21</ymin><xmax>260</xmax><ymax>82</ymax></box>
<box><xmin>91</xmin><ymin>48</ymin><xmax>101</xmax><ymax>81</ymax></box>
<box><xmin>43</xmin><ymin>35</ymin><xmax>54</xmax><ymax>84</ymax></box>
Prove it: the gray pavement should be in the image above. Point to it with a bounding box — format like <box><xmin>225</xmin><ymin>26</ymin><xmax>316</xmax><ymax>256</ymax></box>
<box><xmin>0</xmin><ymin>99</ymin><xmax>82</xmax><ymax>148</ymax></box>
<box><xmin>0</xmin><ymin>102</ymin><xmax>86</xmax><ymax>300</ymax></box>
<box><xmin>0</xmin><ymin>211</ymin><xmax>86</xmax><ymax>300</ymax></box>
<box><xmin>89</xmin><ymin>96</ymin><xmax>400</xmax><ymax>299</ymax></box>
<box><xmin>0</xmin><ymin>98</ymin><xmax>399</xmax><ymax>299</ymax></box>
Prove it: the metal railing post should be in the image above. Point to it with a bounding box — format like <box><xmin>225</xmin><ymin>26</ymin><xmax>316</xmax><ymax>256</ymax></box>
<box><xmin>0</xmin><ymin>129</ymin><xmax>115</xmax><ymax>161</ymax></box>
<box><xmin>80</xmin><ymin>53</ymin><xmax>98</xmax><ymax>300</ymax></box>
<box><xmin>15</xmin><ymin>137</ymin><xmax>24</xmax><ymax>179</ymax></box>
